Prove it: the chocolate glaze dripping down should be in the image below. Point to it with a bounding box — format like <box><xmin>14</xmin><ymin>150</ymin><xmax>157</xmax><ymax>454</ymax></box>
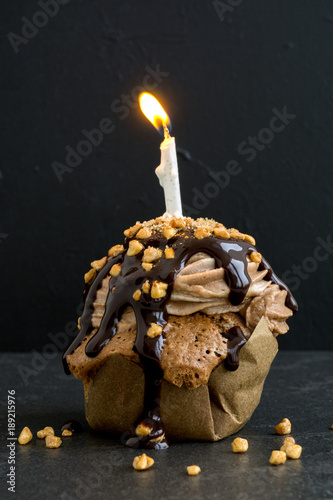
<box><xmin>63</xmin><ymin>231</ymin><xmax>298</xmax><ymax>449</ymax></box>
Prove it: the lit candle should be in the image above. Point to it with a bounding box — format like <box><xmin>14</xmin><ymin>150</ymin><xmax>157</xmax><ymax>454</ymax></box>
<box><xmin>139</xmin><ymin>93</ymin><xmax>182</xmax><ymax>218</ymax></box>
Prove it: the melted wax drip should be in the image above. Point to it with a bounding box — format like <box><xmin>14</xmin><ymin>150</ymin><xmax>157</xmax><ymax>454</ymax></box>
<box><xmin>63</xmin><ymin>231</ymin><xmax>298</xmax><ymax>449</ymax></box>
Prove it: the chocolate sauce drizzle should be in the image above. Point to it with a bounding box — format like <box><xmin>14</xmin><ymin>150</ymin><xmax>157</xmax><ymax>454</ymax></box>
<box><xmin>63</xmin><ymin>231</ymin><xmax>297</xmax><ymax>449</ymax></box>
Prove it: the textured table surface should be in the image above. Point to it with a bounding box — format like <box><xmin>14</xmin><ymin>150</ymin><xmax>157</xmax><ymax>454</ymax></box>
<box><xmin>1</xmin><ymin>352</ymin><xmax>333</xmax><ymax>500</ymax></box>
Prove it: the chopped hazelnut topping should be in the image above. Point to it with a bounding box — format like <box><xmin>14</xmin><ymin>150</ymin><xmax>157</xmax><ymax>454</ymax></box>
<box><xmin>149</xmin><ymin>433</ymin><xmax>165</xmax><ymax>443</ymax></box>
<box><xmin>229</xmin><ymin>229</ymin><xmax>245</xmax><ymax>240</ymax></box>
<box><xmin>62</xmin><ymin>429</ymin><xmax>73</xmax><ymax>437</ymax></box>
<box><xmin>133</xmin><ymin>453</ymin><xmax>154</xmax><ymax>471</ymax></box>
<box><xmin>37</xmin><ymin>426</ymin><xmax>55</xmax><ymax>439</ymax></box>
<box><xmin>91</xmin><ymin>257</ymin><xmax>107</xmax><ymax>271</ymax></box>
<box><xmin>187</xmin><ymin>465</ymin><xmax>201</xmax><ymax>476</ymax></box>
<box><xmin>110</xmin><ymin>263</ymin><xmax>121</xmax><ymax>277</ymax></box>
<box><xmin>18</xmin><ymin>427</ymin><xmax>33</xmax><ymax>445</ymax></box>
<box><xmin>135</xmin><ymin>423</ymin><xmax>152</xmax><ymax>437</ymax></box>
<box><xmin>214</xmin><ymin>227</ymin><xmax>230</xmax><ymax>239</ymax></box>
<box><xmin>165</xmin><ymin>247</ymin><xmax>175</xmax><ymax>259</ymax></box>
<box><xmin>124</xmin><ymin>223</ymin><xmax>142</xmax><ymax>238</ymax></box>
<box><xmin>151</xmin><ymin>281</ymin><xmax>168</xmax><ymax>299</ymax></box>
<box><xmin>250</xmin><ymin>251</ymin><xmax>262</xmax><ymax>263</ymax></box>
<box><xmin>45</xmin><ymin>436</ymin><xmax>62</xmax><ymax>449</ymax></box>
<box><xmin>133</xmin><ymin>289</ymin><xmax>142</xmax><ymax>301</ymax></box>
<box><xmin>142</xmin><ymin>247</ymin><xmax>163</xmax><ymax>263</ymax></box>
<box><xmin>231</xmin><ymin>437</ymin><xmax>248</xmax><ymax>453</ymax></box>
<box><xmin>170</xmin><ymin>218</ymin><xmax>186</xmax><ymax>228</ymax></box>
<box><xmin>194</xmin><ymin>227</ymin><xmax>211</xmax><ymax>239</ymax></box>
<box><xmin>77</xmin><ymin>317</ymin><xmax>81</xmax><ymax>330</ymax></box>
<box><xmin>127</xmin><ymin>240</ymin><xmax>144</xmax><ymax>256</ymax></box>
<box><xmin>274</xmin><ymin>418</ymin><xmax>291</xmax><ymax>435</ymax></box>
<box><xmin>162</xmin><ymin>227</ymin><xmax>177</xmax><ymax>240</ymax></box>
<box><xmin>142</xmin><ymin>262</ymin><xmax>153</xmax><ymax>271</ymax></box>
<box><xmin>136</xmin><ymin>228</ymin><xmax>152</xmax><ymax>239</ymax></box>
<box><xmin>142</xmin><ymin>281</ymin><xmax>151</xmax><ymax>294</ymax></box>
<box><xmin>269</xmin><ymin>450</ymin><xmax>286</xmax><ymax>465</ymax></box>
<box><xmin>280</xmin><ymin>436</ymin><xmax>295</xmax><ymax>452</ymax></box>
<box><xmin>84</xmin><ymin>268</ymin><xmax>96</xmax><ymax>284</ymax></box>
<box><xmin>108</xmin><ymin>244</ymin><xmax>124</xmax><ymax>258</ymax></box>
<box><xmin>147</xmin><ymin>323</ymin><xmax>163</xmax><ymax>338</ymax></box>
<box><xmin>244</xmin><ymin>234</ymin><xmax>256</xmax><ymax>245</ymax></box>
<box><xmin>285</xmin><ymin>444</ymin><xmax>302</xmax><ymax>460</ymax></box>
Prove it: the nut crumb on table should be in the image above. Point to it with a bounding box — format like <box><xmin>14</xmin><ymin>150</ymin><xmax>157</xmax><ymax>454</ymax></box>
<box><xmin>187</xmin><ymin>465</ymin><xmax>201</xmax><ymax>476</ymax></box>
<box><xmin>37</xmin><ymin>426</ymin><xmax>54</xmax><ymax>439</ymax></box>
<box><xmin>18</xmin><ymin>427</ymin><xmax>33</xmax><ymax>445</ymax></box>
<box><xmin>231</xmin><ymin>437</ymin><xmax>248</xmax><ymax>453</ymax></box>
<box><xmin>45</xmin><ymin>435</ymin><xmax>62</xmax><ymax>449</ymax></box>
<box><xmin>269</xmin><ymin>450</ymin><xmax>287</xmax><ymax>465</ymax></box>
<box><xmin>274</xmin><ymin>418</ymin><xmax>291</xmax><ymax>435</ymax></box>
<box><xmin>133</xmin><ymin>453</ymin><xmax>154</xmax><ymax>470</ymax></box>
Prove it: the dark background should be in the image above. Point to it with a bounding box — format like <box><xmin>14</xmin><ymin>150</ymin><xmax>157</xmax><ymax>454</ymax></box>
<box><xmin>1</xmin><ymin>0</ymin><xmax>332</xmax><ymax>351</ymax></box>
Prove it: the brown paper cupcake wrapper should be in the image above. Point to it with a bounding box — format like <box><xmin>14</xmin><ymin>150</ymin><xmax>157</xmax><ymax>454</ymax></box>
<box><xmin>84</xmin><ymin>317</ymin><xmax>278</xmax><ymax>441</ymax></box>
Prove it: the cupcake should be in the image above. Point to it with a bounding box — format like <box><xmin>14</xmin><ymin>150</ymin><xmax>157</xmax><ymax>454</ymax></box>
<box><xmin>63</xmin><ymin>216</ymin><xmax>297</xmax><ymax>449</ymax></box>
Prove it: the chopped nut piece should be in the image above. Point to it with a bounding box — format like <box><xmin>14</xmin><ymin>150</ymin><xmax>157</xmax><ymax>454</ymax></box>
<box><xmin>135</xmin><ymin>423</ymin><xmax>152</xmax><ymax>436</ymax></box>
<box><xmin>231</xmin><ymin>437</ymin><xmax>248</xmax><ymax>453</ymax></box>
<box><xmin>162</xmin><ymin>227</ymin><xmax>177</xmax><ymax>240</ymax></box>
<box><xmin>151</xmin><ymin>281</ymin><xmax>168</xmax><ymax>299</ymax></box>
<box><xmin>108</xmin><ymin>244</ymin><xmax>124</xmax><ymax>258</ymax></box>
<box><xmin>136</xmin><ymin>228</ymin><xmax>152</xmax><ymax>239</ymax></box>
<box><xmin>214</xmin><ymin>227</ymin><xmax>230</xmax><ymax>239</ymax></box>
<box><xmin>62</xmin><ymin>429</ymin><xmax>73</xmax><ymax>437</ymax></box>
<box><xmin>133</xmin><ymin>289</ymin><xmax>142</xmax><ymax>301</ymax></box>
<box><xmin>124</xmin><ymin>223</ymin><xmax>142</xmax><ymax>238</ymax></box>
<box><xmin>18</xmin><ymin>427</ymin><xmax>33</xmax><ymax>445</ymax></box>
<box><xmin>269</xmin><ymin>450</ymin><xmax>287</xmax><ymax>465</ymax></box>
<box><xmin>250</xmin><ymin>251</ymin><xmax>262</xmax><ymax>263</ymax></box>
<box><xmin>165</xmin><ymin>247</ymin><xmax>175</xmax><ymax>259</ymax></box>
<box><xmin>91</xmin><ymin>256</ymin><xmax>107</xmax><ymax>271</ymax></box>
<box><xmin>127</xmin><ymin>240</ymin><xmax>144</xmax><ymax>256</ymax></box>
<box><xmin>150</xmin><ymin>433</ymin><xmax>165</xmax><ymax>443</ymax></box>
<box><xmin>274</xmin><ymin>418</ymin><xmax>291</xmax><ymax>435</ymax></box>
<box><xmin>147</xmin><ymin>323</ymin><xmax>163</xmax><ymax>338</ymax></box>
<box><xmin>170</xmin><ymin>218</ymin><xmax>186</xmax><ymax>228</ymax></box>
<box><xmin>187</xmin><ymin>465</ymin><xmax>201</xmax><ymax>476</ymax></box>
<box><xmin>285</xmin><ymin>444</ymin><xmax>302</xmax><ymax>460</ymax></box>
<box><xmin>110</xmin><ymin>263</ymin><xmax>121</xmax><ymax>277</ymax></box>
<box><xmin>142</xmin><ymin>247</ymin><xmax>163</xmax><ymax>263</ymax></box>
<box><xmin>244</xmin><ymin>234</ymin><xmax>256</xmax><ymax>245</ymax></box>
<box><xmin>37</xmin><ymin>426</ymin><xmax>55</xmax><ymax>439</ymax></box>
<box><xmin>229</xmin><ymin>229</ymin><xmax>244</xmax><ymax>240</ymax></box>
<box><xmin>142</xmin><ymin>262</ymin><xmax>153</xmax><ymax>271</ymax></box>
<box><xmin>84</xmin><ymin>268</ymin><xmax>96</xmax><ymax>284</ymax></box>
<box><xmin>194</xmin><ymin>227</ymin><xmax>211</xmax><ymax>239</ymax></box>
<box><xmin>142</xmin><ymin>281</ymin><xmax>151</xmax><ymax>294</ymax></box>
<box><xmin>45</xmin><ymin>436</ymin><xmax>62</xmax><ymax>449</ymax></box>
<box><xmin>133</xmin><ymin>453</ymin><xmax>154</xmax><ymax>471</ymax></box>
<box><xmin>77</xmin><ymin>317</ymin><xmax>81</xmax><ymax>330</ymax></box>
<box><xmin>280</xmin><ymin>436</ymin><xmax>296</xmax><ymax>452</ymax></box>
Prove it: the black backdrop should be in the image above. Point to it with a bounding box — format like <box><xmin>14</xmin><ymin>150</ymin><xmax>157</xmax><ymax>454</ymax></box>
<box><xmin>1</xmin><ymin>0</ymin><xmax>333</xmax><ymax>351</ymax></box>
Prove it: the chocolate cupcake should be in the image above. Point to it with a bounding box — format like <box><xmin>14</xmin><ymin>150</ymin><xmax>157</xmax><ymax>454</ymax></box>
<box><xmin>63</xmin><ymin>216</ymin><xmax>297</xmax><ymax>449</ymax></box>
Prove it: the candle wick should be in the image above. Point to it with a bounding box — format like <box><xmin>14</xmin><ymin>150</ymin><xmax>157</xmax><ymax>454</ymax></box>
<box><xmin>163</xmin><ymin>121</ymin><xmax>171</xmax><ymax>140</ymax></box>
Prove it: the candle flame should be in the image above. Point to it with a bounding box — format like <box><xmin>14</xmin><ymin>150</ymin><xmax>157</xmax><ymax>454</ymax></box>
<box><xmin>139</xmin><ymin>92</ymin><xmax>171</xmax><ymax>138</ymax></box>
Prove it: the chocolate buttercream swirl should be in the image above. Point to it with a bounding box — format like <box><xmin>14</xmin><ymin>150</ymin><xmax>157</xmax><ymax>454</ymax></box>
<box><xmin>63</xmin><ymin>230</ymin><xmax>297</xmax><ymax>449</ymax></box>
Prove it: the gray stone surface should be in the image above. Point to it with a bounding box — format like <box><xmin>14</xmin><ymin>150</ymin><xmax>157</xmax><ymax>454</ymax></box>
<box><xmin>0</xmin><ymin>352</ymin><xmax>333</xmax><ymax>500</ymax></box>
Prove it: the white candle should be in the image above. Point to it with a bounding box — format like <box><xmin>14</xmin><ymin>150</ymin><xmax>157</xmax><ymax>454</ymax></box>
<box><xmin>139</xmin><ymin>92</ymin><xmax>183</xmax><ymax>218</ymax></box>
<box><xmin>156</xmin><ymin>132</ymin><xmax>182</xmax><ymax>218</ymax></box>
